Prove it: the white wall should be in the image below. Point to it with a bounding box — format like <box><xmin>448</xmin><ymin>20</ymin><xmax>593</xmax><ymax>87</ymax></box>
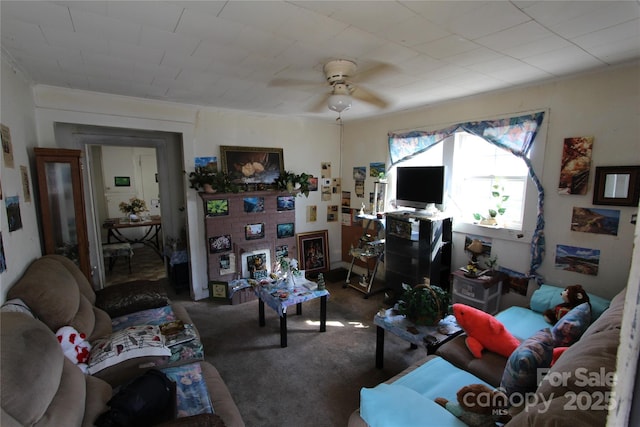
<box><xmin>28</xmin><ymin>86</ymin><xmax>340</xmax><ymax>300</ymax></box>
<box><xmin>342</xmin><ymin>63</ymin><xmax>640</xmax><ymax>301</ymax></box>
<box><xmin>0</xmin><ymin>58</ymin><xmax>41</xmax><ymax>301</ymax></box>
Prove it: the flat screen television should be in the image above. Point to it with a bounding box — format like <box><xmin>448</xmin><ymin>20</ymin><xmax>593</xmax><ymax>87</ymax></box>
<box><xmin>395</xmin><ymin>166</ymin><xmax>445</xmax><ymax>211</ymax></box>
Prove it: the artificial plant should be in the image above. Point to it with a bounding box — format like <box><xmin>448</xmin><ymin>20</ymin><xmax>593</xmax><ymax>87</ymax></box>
<box><xmin>397</xmin><ymin>282</ymin><xmax>450</xmax><ymax>326</ymax></box>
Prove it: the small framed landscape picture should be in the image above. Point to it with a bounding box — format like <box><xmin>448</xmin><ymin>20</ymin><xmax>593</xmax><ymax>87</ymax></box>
<box><xmin>244</xmin><ymin>197</ymin><xmax>264</xmax><ymax>213</ymax></box>
<box><xmin>206</xmin><ymin>199</ymin><xmax>229</xmax><ymax>217</ymax></box>
<box><xmin>245</xmin><ymin>223</ymin><xmax>265</xmax><ymax>240</ymax></box>
<box><xmin>277</xmin><ymin>195</ymin><xmax>295</xmax><ymax>211</ymax></box>
<box><xmin>277</xmin><ymin>222</ymin><xmax>294</xmax><ymax>239</ymax></box>
<box><xmin>114</xmin><ymin>176</ymin><xmax>131</xmax><ymax>187</ymax></box>
<box><xmin>209</xmin><ymin>235</ymin><xmax>232</xmax><ymax>253</ymax></box>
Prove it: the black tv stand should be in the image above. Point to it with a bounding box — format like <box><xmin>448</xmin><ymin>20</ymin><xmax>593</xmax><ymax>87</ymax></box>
<box><xmin>384</xmin><ymin>212</ymin><xmax>452</xmax><ymax>295</ymax></box>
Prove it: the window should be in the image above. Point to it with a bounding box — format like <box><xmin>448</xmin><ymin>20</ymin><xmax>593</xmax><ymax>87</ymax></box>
<box><xmin>451</xmin><ymin>132</ymin><xmax>528</xmax><ymax>230</ymax></box>
<box><xmin>388</xmin><ymin>132</ymin><xmax>528</xmax><ymax>231</ymax></box>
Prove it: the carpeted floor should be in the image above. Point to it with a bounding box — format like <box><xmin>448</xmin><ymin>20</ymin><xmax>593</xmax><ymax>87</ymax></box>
<box><xmin>105</xmin><ymin>244</ymin><xmax>166</xmax><ymax>287</ymax></box>
<box><xmin>170</xmin><ymin>277</ymin><xmax>432</xmax><ymax>427</ymax></box>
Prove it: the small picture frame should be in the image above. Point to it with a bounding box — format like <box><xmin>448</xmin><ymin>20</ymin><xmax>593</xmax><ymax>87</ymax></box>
<box><xmin>205</xmin><ymin>199</ymin><xmax>229</xmax><ymax>217</ymax></box>
<box><xmin>277</xmin><ymin>222</ymin><xmax>295</xmax><ymax>239</ymax></box>
<box><xmin>114</xmin><ymin>176</ymin><xmax>131</xmax><ymax>187</ymax></box>
<box><xmin>209</xmin><ymin>235</ymin><xmax>232</xmax><ymax>253</ymax></box>
<box><xmin>209</xmin><ymin>281</ymin><xmax>229</xmax><ymax>300</ymax></box>
<box><xmin>277</xmin><ymin>195</ymin><xmax>295</xmax><ymax>211</ymax></box>
<box><xmin>275</xmin><ymin>245</ymin><xmax>288</xmax><ymax>263</ymax></box>
<box><xmin>245</xmin><ymin>223</ymin><xmax>265</xmax><ymax>240</ymax></box>
<box><xmin>241</xmin><ymin>249</ymin><xmax>271</xmax><ymax>280</ymax></box>
<box><xmin>244</xmin><ymin>197</ymin><xmax>265</xmax><ymax>213</ymax></box>
<box><xmin>297</xmin><ymin>230</ymin><xmax>329</xmax><ymax>275</ymax></box>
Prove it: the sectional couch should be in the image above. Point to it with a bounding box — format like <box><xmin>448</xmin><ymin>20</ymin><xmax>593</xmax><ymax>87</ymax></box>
<box><xmin>1</xmin><ymin>255</ymin><xmax>244</xmax><ymax>426</ymax></box>
<box><xmin>348</xmin><ymin>284</ymin><xmax>623</xmax><ymax>426</ymax></box>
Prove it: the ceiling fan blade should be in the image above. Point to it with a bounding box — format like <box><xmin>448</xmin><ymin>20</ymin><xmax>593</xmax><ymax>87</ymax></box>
<box><xmin>350</xmin><ymin>86</ymin><xmax>389</xmax><ymax>109</ymax></box>
<box><xmin>268</xmin><ymin>78</ymin><xmax>324</xmax><ymax>91</ymax></box>
<box><xmin>352</xmin><ymin>61</ymin><xmax>398</xmax><ymax>83</ymax></box>
<box><xmin>308</xmin><ymin>92</ymin><xmax>330</xmax><ymax>113</ymax></box>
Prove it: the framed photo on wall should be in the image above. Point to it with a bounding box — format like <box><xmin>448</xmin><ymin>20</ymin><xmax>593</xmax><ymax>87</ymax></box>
<box><xmin>245</xmin><ymin>223</ymin><xmax>265</xmax><ymax>240</ymax></box>
<box><xmin>244</xmin><ymin>197</ymin><xmax>265</xmax><ymax>213</ymax></box>
<box><xmin>220</xmin><ymin>145</ymin><xmax>284</xmax><ymax>185</ymax></box>
<box><xmin>277</xmin><ymin>222</ymin><xmax>294</xmax><ymax>238</ymax></box>
<box><xmin>205</xmin><ymin>199</ymin><xmax>229</xmax><ymax>217</ymax></box>
<box><xmin>277</xmin><ymin>195</ymin><xmax>295</xmax><ymax>211</ymax></box>
<box><xmin>297</xmin><ymin>230</ymin><xmax>329</xmax><ymax>275</ymax></box>
<box><xmin>209</xmin><ymin>235</ymin><xmax>232</xmax><ymax>253</ymax></box>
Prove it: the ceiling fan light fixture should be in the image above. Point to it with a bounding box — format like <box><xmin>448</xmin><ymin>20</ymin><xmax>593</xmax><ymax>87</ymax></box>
<box><xmin>327</xmin><ymin>94</ymin><xmax>352</xmax><ymax>113</ymax></box>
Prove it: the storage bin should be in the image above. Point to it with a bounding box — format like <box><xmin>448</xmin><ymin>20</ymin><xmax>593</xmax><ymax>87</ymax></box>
<box><xmin>451</xmin><ymin>270</ymin><xmax>502</xmax><ymax>314</ymax></box>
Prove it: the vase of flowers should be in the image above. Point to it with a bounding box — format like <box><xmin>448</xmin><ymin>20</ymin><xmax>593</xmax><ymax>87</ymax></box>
<box><xmin>119</xmin><ymin>197</ymin><xmax>148</xmax><ymax>221</ymax></box>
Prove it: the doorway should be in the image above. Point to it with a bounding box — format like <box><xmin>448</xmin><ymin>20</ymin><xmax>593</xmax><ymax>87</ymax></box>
<box><xmin>53</xmin><ymin>123</ymin><xmax>187</xmax><ymax>290</ymax></box>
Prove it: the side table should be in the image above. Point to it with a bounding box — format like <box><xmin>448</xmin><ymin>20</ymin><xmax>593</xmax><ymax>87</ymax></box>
<box><xmin>374</xmin><ymin>310</ymin><xmax>462</xmax><ymax>369</ymax></box>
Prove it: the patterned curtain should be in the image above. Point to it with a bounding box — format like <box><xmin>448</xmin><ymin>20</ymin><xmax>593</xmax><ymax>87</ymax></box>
<box><xmin>387</xmin><ymin>112</ymin><xmax>546</xmax><ymax>277</ymax></box>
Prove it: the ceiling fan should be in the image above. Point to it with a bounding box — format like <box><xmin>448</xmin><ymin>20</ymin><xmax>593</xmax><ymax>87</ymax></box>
<box><xmin>270</xmin><ymin>59</ymin><xmax>391</xmax><ymax>114</ymax></box>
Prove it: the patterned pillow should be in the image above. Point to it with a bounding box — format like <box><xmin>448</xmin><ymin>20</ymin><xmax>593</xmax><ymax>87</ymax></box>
<box><xmin>551</xmin><ymin>302</ymin><xmax>591</xmax><ymax>347</ymax></box>
<box><xmin>500</xmin><ymin>328</ymin><xmax>554</xmax><ymax>397</ymax></box>
<box><xmin>88</xmin><ymin>325</ymin><xmax>171</xmax><ymax>374</ymax></box>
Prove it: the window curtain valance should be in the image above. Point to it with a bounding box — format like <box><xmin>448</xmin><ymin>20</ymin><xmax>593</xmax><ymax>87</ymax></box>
<box><xmin>387</xmin><ymin>112</ymin><xmax>546</xmax><ymax>278</ymax></box>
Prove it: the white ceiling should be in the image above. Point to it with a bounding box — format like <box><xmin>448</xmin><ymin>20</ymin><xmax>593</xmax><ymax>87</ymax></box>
<box><xmin>2</xmin><ymin>1</ymin><xmax>639</xmax><ymax>121</ymax></box>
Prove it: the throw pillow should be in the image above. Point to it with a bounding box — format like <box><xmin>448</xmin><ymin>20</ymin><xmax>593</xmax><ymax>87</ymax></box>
<box><xmin>88</xmin><ymin>325</ymin><xmax>171</xmax><ymax>375</ymax></box>
<box><xmin>551</xmin><ymin>302</ymin><xmax>591</xmax><ymax>347</ymax></box>
<box><xmin>95</xmin><ymin>280</ymin><xmax>170</xmax><ymax>318</ymax></box>
<box><xmin>500</xmin><ymin>328</ymin><xmax>554</xmax><ymax>398</ymax></box>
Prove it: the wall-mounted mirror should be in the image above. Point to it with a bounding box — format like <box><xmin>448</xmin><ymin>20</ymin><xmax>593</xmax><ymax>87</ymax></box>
<box><xmin>593</xmin><ymin>166</ymin><xmax>640</xmax><ymax>206</ymax></box>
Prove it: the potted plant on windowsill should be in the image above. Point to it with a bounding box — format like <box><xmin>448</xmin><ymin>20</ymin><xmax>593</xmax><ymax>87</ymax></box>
<box><xmin>275</xmin><ymin>171</ymin><xmax>311</xmax><ymax>197</ymax></box>
<box><xmin>473</xmin><ymin>184</ymin><xmax>509</xmax><ymax>226</ymax></box>
<box><xmin>397</xmin><ymin>282</ymin><xmax>450</xmax><ymax>326</ymax></box>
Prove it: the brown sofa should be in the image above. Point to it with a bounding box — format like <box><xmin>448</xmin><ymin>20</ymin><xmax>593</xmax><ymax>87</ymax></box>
<box><xmin>348</xmin><ymin>286</ymin><xmax>624</xmax><ymax>426</ymax></box>
<box><xmin>1</xmin><ymin>255</ymin><xmax>244</xmax><ymax>427</ymax></box>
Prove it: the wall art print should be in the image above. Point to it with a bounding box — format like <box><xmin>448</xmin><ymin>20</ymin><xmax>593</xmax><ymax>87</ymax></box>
<box><xmin>555</xmin><ymin>244</ymin><xmax>600</xmax><ymax>276</ymax></box>
<box><xmin>244</xmin><ymin>197</ymin><xmax>264</xmax><ymax>213</ymax></box>
<box><xmin>220</xmin><ymin>146</ymin><xmax>283</xmax><ymax>185</ymax></box>
<box><xmin>5</xmin><ymin>195</ymin><xmax>22</xmax><ymax>232</ymax></box>
<box><xmin>206</xmin><ymin>199</ymin><xmax>229</xmax><ymax>217</ymax></box>
<box><xmin>276</xmin><ymin>195</ymin><xmax>295</xmax><ymax>211</ymax></box>
<box><xmin>297</xmin><ymin>230</ymin><xmax>329</xmax><ymax>275</ymax></box>
<box><xmin>245</xmin><ymin>223</ymin><xmax>265</xmax><ymax>240</ymax></box>
<box><xmin>209</xmin><ymin>235</ymin><xmax>232</xmax><ymax>253</ymax></box>
<box><xmin>277</xmin><ymin>222</ymin><xmax>295</xmax><ymax>239</ymax></box>
<box><xmin>570</xmin><ymin>207</ymin><xmax>620</xmax><ymax>236</ymax></box>
<box><xmin>558</xmin><ymin>136</ymin><xmax>593</xmax><ymax>195</ymax></box>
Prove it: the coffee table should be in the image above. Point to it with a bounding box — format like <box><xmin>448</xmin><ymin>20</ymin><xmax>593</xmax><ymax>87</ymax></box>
<box><xmin>254</xmin><ymin>280</ymin><xmax>329</xmax><ymax>348</ymax></box>
<box><xmin>374</xmin><ymin>309</ymin><xmax>462</xmax><ymax>369</ymax></box>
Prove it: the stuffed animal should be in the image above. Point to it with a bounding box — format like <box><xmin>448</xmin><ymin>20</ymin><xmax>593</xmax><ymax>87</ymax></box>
<box><xmin>542</xmin><ymin>284</ymin><xmax>590</xmax><ymax>325</ymax></box>
<box><xmin>56</xmin><ymin>325</ymin><xmax>91</xmax><ymax>373</ymax></box>
<box><xmin>452</xmin><ymin>303</ymin><xmax>520</xmax><ymax>358</ymax></box>
<box><xmin>435</xmin><ymin>384</ymin><xmax>511</xmax><ymax>427</ymax></box>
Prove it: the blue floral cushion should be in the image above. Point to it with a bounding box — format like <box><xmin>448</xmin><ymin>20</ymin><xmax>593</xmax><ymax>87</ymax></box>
<box><xmin>551</xmin><ymin>302</ymin><xmax>591</xmax><ymax>347</ymax></box>
<box><xmin>500</xmin><ymin>328</ymin><xmax>554</xmax><ymax>397</ymax></box>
